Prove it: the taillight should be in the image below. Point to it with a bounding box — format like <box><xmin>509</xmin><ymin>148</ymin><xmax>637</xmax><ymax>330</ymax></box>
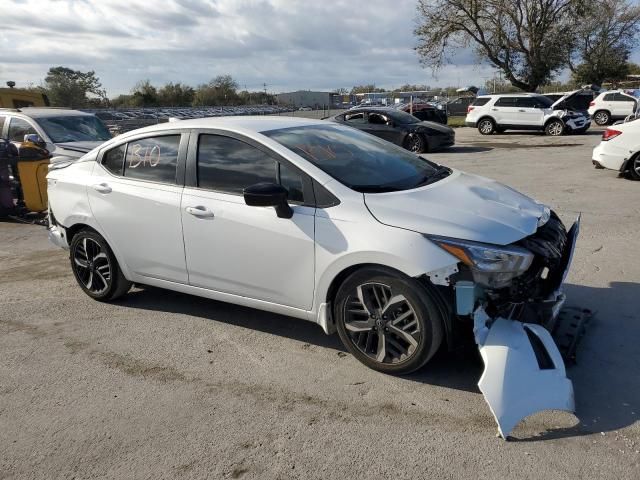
<box><xmin>589</xmin><ymin>101</ymin><xmax>595</xmax><ymax>106</ymax></box>
<box><xmin>467</xmin><ymin>105</ymin><xmax>474</xmax><ymax>113</ymax></box>
<box><xmin>602</xmin><ymin>128</ymin><xmax>622</xmax><ymax>141</ymax></box>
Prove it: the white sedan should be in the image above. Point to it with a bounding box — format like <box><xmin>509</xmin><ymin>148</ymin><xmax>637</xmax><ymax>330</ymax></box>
<box><xmin>592</xmin><ymin>118</ymin><xmax>640</xmax><ymax>180</ymax></box>
<box><xmin>47</xmin><ymin>116</ymin><xmax>579</xmax><ymax>438</ymax></box>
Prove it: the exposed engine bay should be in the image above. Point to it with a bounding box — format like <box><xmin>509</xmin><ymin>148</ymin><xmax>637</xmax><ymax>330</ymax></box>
<box><xmin>428</xmin><ymin>211</ymin><xmax>583</xmax><ymax>438</ymax></box>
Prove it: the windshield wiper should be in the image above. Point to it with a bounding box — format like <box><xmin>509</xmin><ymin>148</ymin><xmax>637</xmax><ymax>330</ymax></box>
<box><xmin>413</xmin><ymin>166</ymin><xmax>451</xmax><ymax>188</ymax></box>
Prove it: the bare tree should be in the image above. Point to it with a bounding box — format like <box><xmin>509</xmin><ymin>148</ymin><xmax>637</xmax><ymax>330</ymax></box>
<box><xmin>570</xmin><ymin>0</ymin><xmax>640</xmax><ymax>86</ymax></box>
<box><xmin>415</xmin><ymin>0</ymin><xmax>585</xmax><ymax>92</ymax></box>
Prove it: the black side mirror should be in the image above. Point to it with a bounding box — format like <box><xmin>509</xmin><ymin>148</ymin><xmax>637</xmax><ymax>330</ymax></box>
<box><xmin>243</xmin><ymin>182</ymin><xmax>293</xmax><ymax>219</ymax></box>
<box><xmin>24</xmin><ymin>134</ymin><xmax>46</xmax><ymax>149</ymax></box>
<box><xmin>385</xmin><ymin>120</ymin><xmax>394</xmax><ymax>127</ymax></box>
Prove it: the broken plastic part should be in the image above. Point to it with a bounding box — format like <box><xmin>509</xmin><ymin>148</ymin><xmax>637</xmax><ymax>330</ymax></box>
<box><xmin>475</xmin><ymin>314</ymin><xmax>575</xmax><ymax>439</ymax></box>
<box><xmin>426</xmin><ymin>263</ymin><xmax>459</xmax><ymax>286</ymax></box>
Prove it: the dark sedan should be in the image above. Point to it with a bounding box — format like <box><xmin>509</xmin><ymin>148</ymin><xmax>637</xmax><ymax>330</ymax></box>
<box><xmin>326</xmin><ymin>108</ymin><xmax>455</xmax><ymax>153</ymax></box>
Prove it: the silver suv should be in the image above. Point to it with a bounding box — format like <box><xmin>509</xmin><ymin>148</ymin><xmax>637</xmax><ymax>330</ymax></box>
<box><xmin>0</xmin><ymin>108</ymin><xmax>111</xmax><ymax>164</ymax></box>
<box><xmin>465</xmin><ymin>92</ymin><xmax>591</xmax><ymax>136</ymax></box>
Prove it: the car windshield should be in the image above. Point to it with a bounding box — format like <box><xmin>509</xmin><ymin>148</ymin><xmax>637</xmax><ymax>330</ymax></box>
<box><xmin>386</xmin><ymin>110</ymin><xmax>420</xmax><ymax>124</ymax></box>
<box><xmin>37</xmin><ymin>115</ymin><xmax>112</xmax><ymax>143</ymax></box>
<box><xmin>263</xmin><ymin>124</ymin><xmax>447</xmax><ymax>193</ymax></box>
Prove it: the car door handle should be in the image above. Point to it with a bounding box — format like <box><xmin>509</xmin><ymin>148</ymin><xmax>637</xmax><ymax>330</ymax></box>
<box><xmin>518</xmin><ymin>109</ymin><xmax>526</xmax><ymax>112</ymax></box>
<box><xmin>92</xmin><ymin>183</ymin><xmax>112</xmax><ymax>194</ymax></box>
<box><xmin>491</xmin><ymin>108</ymin><xmax>498</xmax><ymax>111</ymax></box>
<box><xmin>185</xmin><ymin>206</ymin><xmax>215</xmax><ymax>218</ymax></box>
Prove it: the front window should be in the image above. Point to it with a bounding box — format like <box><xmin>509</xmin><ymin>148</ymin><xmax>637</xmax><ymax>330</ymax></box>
<box><xmin>7</xmin><ymin>118</ymin><xmax>37</xmax><ymax>142</ymax></box>
<box><xmin>37</xmin><ymin>115</ymin><xmax>112</xmax><ymax>143</ymax></box>
<box><xmin>263</xmin><ymin>124</ymin><xmax>446</xmax><ymax>193</ymax></box>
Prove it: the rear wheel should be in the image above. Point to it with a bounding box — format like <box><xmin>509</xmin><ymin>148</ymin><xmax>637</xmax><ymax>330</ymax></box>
<box><xmin>629</xmin><ymin>154</ymin><xmax>640</xmax><ymax>180</ymax></box>
<box><xmin>477</xmin><ymin>118</ymin><xmax>496</xmax><ymax>135</ymax></box>
<box><xmin>593</xmin><ymin>110</ymin><xmax>610</xmax><ymax>126</ymax></box>
<box><xmin>545</xmin><ymin>119</ymin><xmax>565</xmax><ymax>136</ymax></box>
<box><xmin>70</xmin><ymin>229</ymin><xmax>131</xmax><ymax>301</ymax></box>
<box><xmin>334</xmin><ymin>267</ymin><xmax>443</xmax><ymax>374</ymax></box>
<box><xmin>404</xmin><ymin>133</ymin><xmax>427</xmax><ymax>153</ymax></box>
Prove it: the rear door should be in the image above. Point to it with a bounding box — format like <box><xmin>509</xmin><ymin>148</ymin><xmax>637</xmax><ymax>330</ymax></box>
<box><xmin>363</xmin><ymin>112</ymin><xmax>400</xmax><ymax>144</ymax></box>
<box><xmin>613</xmin><ymin>93</ymin><xmax>637</xmax><ymax>117</ymax></box>
<box><xmin>87</xmin><ymin>131</ymin><xmax>189</xmax><ymax>283</ymax></box>
<box><xmin>492</xmin><ymin>97</ymin><xmax>520</xmax><ymax>125</ymax></box>
<box><xmin>180</xmin><ymin>131</ymin><xmax>316</xmax><ymax>309</ymax></box>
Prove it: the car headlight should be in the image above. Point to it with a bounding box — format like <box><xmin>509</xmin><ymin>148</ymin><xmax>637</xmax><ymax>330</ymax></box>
<box><xmin>429</xmin><ymin>236</ymin><xmax>534</xmax><ymax>289</ymax></box>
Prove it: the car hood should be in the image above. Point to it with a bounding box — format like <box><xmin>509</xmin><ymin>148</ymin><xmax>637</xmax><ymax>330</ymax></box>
<box><xmin>364</xmin><ymin>171</ymin><xmax>545</xmax><ymax>245</ymax></box>
<box><xmin>414</xmin><ymin>121</ymin><xmax>453</xmax><ymax>133</ymax></box>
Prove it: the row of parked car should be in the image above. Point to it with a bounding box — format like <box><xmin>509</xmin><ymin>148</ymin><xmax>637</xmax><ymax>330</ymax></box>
<box><xmin>464</xmin><ymin>89</ymin><xmax>638</xmax><ymax>136</ymax></box>
<box><xmin>85</xmin><ymin>105</ymin><xmax>293</xmax><ymax>122</ymax></box>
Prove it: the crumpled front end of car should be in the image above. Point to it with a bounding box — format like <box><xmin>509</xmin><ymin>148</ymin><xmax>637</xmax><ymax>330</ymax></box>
<box><xmin>427</xmin><ymin>210</ymin><xmax>581</xmax><ymax>438</ymax></box>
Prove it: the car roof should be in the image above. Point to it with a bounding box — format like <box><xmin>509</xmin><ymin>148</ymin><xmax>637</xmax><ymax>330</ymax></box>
<box><xmin>117</xmin><ymin>115</ymin><xmax>328</xmax><ymax>136</ymax></box>
<box><xmin>0</xmin><ymin>108</ymin><xmax>95</xmax><ymax>118</ymax></box>
<box><xmin>479</xmin><ymin>93</ymin><xmax>546</xmax><ymax>98</ymax></box>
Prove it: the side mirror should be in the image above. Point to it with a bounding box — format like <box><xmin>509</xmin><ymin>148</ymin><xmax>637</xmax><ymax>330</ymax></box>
<box><xmin>24</xmin><ymin>133</ymin><xmax>46</xmax><ymax>148</ymax></box>
<box><xmin>385</xmin><ymin>120</ymin><xmax>394</xmax><ymax>127</ymax></box>
<box><xmin>243</xmin><ymin>182</ymin><xmax>293</xmax><ymax>219</ymax></box>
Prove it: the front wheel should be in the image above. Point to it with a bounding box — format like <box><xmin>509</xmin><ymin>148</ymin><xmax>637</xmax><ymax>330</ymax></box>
<box><xmin>629</xmin><ymin>154</ymin><xmax>640</xmax><ymax>180</ymax></box>
<box><xmin>334</xmin><ymin>268</ymin><xmax>443</xmax><ymax>374</ymax></box>
<box><xmin>404</xmin><ymin>133</ymin><xmax>427</xmax><ymax>153</ymax></box>
<box><xmin>70</xmin><ymin>229</ymin><xmax>131</xmax><ymax>301</ymax></box>
<box><xmin>545</xmin><ymin>119</ymin><xmax>565</xmax><ymax>136</ymax></box>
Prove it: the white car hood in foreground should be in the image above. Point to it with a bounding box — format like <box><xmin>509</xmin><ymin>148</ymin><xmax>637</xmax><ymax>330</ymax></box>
<box><xmin>364</xmin><ymin>171</ymin><xmax>545</xmax><ymax>245</ymax></box>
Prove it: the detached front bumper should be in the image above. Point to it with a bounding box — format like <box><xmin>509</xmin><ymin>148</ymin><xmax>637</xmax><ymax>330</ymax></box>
<box><xmin>475</xmin><ymin>215</ymin><xmax>580</xmax><ymax>439</ymax></box>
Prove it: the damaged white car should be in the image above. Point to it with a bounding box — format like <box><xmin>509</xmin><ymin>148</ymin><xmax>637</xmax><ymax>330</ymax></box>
<box><xmin>46</xmin><ymin>117</ymin><xmax>580</xmax><ymax>438</ymax></box>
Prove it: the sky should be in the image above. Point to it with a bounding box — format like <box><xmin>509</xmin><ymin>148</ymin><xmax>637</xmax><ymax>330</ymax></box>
<box><xmin>1</xmin><ymin>0</ymin><xmax>638</xmax><ymax>97</ymax></box>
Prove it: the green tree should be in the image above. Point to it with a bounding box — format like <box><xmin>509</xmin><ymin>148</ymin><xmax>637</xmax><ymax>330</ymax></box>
<box><xmin>129</xmin><ymin>80</ymin><xmax>159</xmax><ymax>107</ymax></box>
<box><xmin>570</xmin><ymin>0</ymin><xmax>640</xmax><ymax>86</ymax></box>
<box><xmin>158</xmin><ymin>82</ymin><xmax>195</xmax><ymax>106</ymax></box>
<box><xmin>350</xmin><ymin>84</ymin><xmax>385</xmax><ymax>95</ymax></box>
<box><xmin>43</xmin><ymin>66</ymin><xmax>107</xmax><ymax>108</ymax></box>
<box><xmin>193</xmin><ymin>75</ymin><xmax>241</xmax><ymax>106</ymax></box>
<box><xmin>415</xmin><ymin>0</ymin><xmax>586</xmax><ymax>92</ymax></box>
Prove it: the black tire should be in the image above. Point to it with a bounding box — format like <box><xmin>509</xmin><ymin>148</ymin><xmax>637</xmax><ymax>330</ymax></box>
<box><xmin>69</xmin><ymin>229</ymin><xmax>131</xmax><ymax>301</ymax></box>
<box><xmin>404</xmin><ymin>133</ymin><xmax>427</xmax><ymax>153</ymax></box>
<box><xmin>477</xmin><ymin>118</ymin><xmax>496</xmax><ymax>135</ymax></box>
<box><xmin>545</xmin><ymin>119</ymin><xmax>565</xmax><ymax>136</ymax></box>
<box><xmin>334</xmin><ymin>267</ymin><xmax>443</xmax><ymax>375</ymax></box>
<box><xmin>628</xmin><ymin>154</ymin><xmax>640</xmax><ymax>181</ymax></box>
<box><xmin>593</xmin><ymin>110</ymin><xmax>610</xmax><ymax>126</ymax></box>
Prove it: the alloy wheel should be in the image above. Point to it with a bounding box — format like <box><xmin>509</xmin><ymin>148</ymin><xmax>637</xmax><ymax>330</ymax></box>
<box><xmin>343</xmin><ymin>282</ymin><xmax>421</xmax><ymax>364</ymax></box>
<box><xmin>407</xmin><ymin>135</ymin><xmax>422</xmax><ymax>153</ymax></box>
<box><xmin>633</xmin><ymin>156</ymin><xmax>640</xmax><ymax>179</ymax></box>
<box><xmin>594</xmin><ymin>112</ymin><xmax>609</xmax><ymax>125</ymax></box>
<box><xmin>479</xmin><ymin>120</ymin><xmax>494</xmax><ymax>134</ymax></box>
<box><xmin>73</xmin><ymin>237</ymin><xmax>112</xmax><ymax>294</ymax></box>
<box><xmin>547</xmin><ymin>121</ymin><xmax>564</xmax><ymax>136</ymax></box>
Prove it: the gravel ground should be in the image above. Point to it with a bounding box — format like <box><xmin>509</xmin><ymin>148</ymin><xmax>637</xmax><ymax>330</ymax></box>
<box><xmin>1</xmin><ymin>126</ymin><xmax>639</xmax><ymax>479</ymax></box>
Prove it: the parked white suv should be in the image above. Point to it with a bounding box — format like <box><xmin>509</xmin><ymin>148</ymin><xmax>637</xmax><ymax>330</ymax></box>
<box><xmin>47</xmin><ymin>116</ymin><xmax>580</xmax><ymax>438</ymax></box>
<box><xmin>588</xmin><ymin>90</ymin><xmax>638</xmax><ymax>125</ymax></box>
<box><xmin>465</xmin><ymin>92</ymin><xmax>591</xmax><ymax>136</ymax></box>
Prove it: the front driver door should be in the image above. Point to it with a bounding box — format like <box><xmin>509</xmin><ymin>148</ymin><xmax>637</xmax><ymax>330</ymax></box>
<box><xmin>180</xmin><ymin>131</ymin><xmax>315</xmax><ymax>310</ymax></box>
<box><xmin>362</xmin><ymin>112</ymin><xmax>400</xmax><ymax>144</ymax></box>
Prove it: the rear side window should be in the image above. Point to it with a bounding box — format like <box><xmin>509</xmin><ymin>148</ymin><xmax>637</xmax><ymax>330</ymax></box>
<box><xmin>7</xmin><ymin>118</ymin><xmax>37</xmax><ymax>142</ymax></box>
<box><xmin>471</xmin><ymin>97</ymin><xmax>490</xmax><ymax>106</ymax></box>
<box><xmin>123</xmin><ymin>135</ymin><xmax>180</xmax><ymax>184</ymax></box>
<box><xmin>614</xmin><ymin>93</ymin><xmax>635</xmax><ymax>102</ymax></box>
<box><xmin>603</xmin><ymin>93</ymin><xmax>615</xmax><ymax>101</ymax></box>
<box><xmin>494</xmin><ymin>97</ymin><xmax>518</xmax><ymax>107</ymax></box>
<box><xmin>344</xmin><ymin>112</ymin><xmax>365</xmax><ymax>124</ymax></box>
<box><xmin>102</xmin><ymin>144</ymin><xmax>126</xmax><ymax>176</ymax></box>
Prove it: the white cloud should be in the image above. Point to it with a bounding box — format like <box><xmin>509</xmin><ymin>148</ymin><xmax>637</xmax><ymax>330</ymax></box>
<box><xmin>0</xmin><ymin>0</ymin><xmax>538</xmax><ymax>96</ymax></box>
